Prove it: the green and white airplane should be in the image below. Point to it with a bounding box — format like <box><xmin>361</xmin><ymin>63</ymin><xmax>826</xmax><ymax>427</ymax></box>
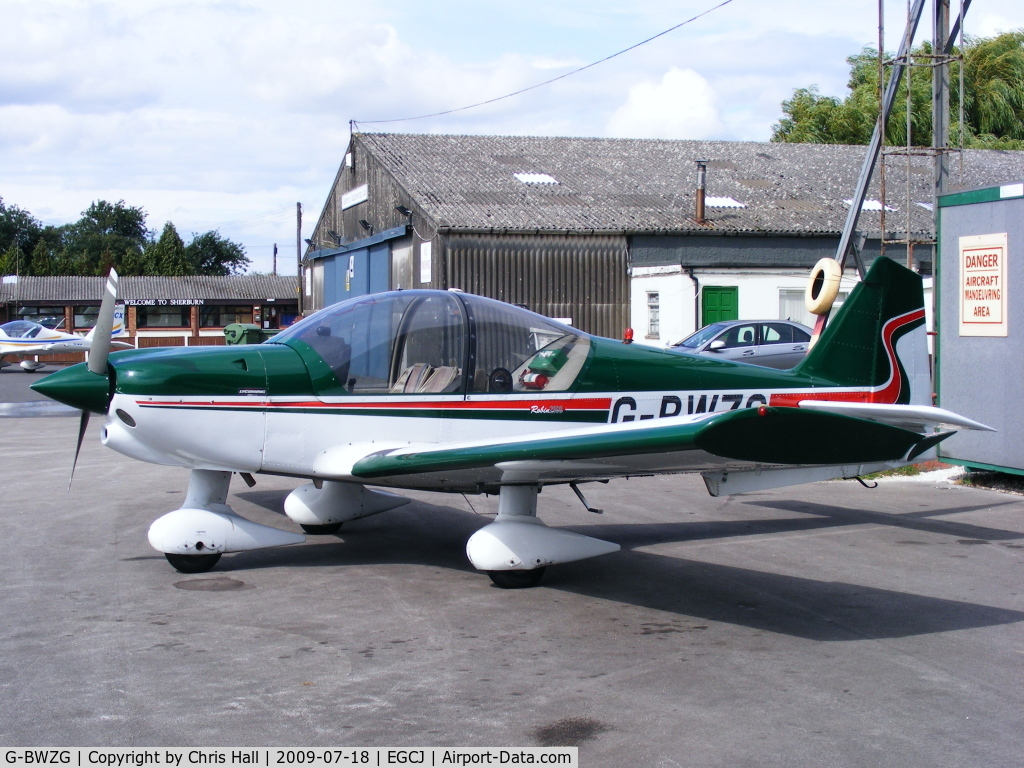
<box><xmin>33</xmin><ymin>258</ymin><xmax>992</xmax><ymax>587</ymax></box>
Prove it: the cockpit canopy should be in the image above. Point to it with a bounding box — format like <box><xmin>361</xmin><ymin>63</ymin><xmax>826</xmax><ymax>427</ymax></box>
<box><xmin>269</xmin><ymin>291</ymin><xmax>591</xmax><ymax>396</ymax></box>
<box><xmin>0</xmin><ymin>321</ymin><xmax>44</xmax><ymax>339</ymax></box>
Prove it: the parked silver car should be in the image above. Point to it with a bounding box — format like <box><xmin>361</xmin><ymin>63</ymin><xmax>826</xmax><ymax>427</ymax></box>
<box><xmin>672</xmin><ymin>320</ymin><xmax>813</xmax><ymax>369</ymax></box>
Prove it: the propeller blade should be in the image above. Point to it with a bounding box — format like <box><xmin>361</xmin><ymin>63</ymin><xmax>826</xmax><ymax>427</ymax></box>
<box><xmin>69</xmin><ymin>409</ymin><xmax>91</xmax><ymax>492</ymax></box>
<box><xmin>88</xmin><ymin>268</ymin><xmax>120</xmax><ymax>376</ymax></box>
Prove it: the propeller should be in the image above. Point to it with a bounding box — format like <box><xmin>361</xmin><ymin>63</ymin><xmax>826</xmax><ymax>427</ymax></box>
<box><xmin>69</xmin><ymin>268</ymin><xmax>120</xmax><ymax>491</ymax></box>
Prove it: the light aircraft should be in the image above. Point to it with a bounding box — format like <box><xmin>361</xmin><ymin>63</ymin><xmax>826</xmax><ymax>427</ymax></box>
<box><xmin>0</xmin><ymin>306</ymin><xmax>130</xmax><ymax>371</ymax></box>
<box><xmin>32</xmin><ymin>260</ymin><xmax>992</xmax><ymax>587</ymax></box>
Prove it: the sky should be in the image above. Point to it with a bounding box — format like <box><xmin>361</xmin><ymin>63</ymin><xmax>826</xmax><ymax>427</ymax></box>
<box><xmin>1</xmin><ymin>0</ymin><xmax>1021</xmax><ymax>274</ymax></box>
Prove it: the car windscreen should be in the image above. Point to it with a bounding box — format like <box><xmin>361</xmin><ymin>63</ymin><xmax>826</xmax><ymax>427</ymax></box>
<box><xmin>676</xmin><ymin>322</ymin><xmax>728</xmax><ymax>348</ymax></box>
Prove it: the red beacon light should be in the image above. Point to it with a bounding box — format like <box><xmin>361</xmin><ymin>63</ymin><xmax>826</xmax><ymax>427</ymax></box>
<box><xmin>623</xmin><ymin>327</ymin><xmax>634</xmax><ymax>344</ymax></box>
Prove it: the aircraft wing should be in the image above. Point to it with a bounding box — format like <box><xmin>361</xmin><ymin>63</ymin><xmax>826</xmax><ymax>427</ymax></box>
<box><xmin>313</xmin><ymin>406</ymin><xmax>964</xmax><ymax>483</ymax></box>
<box><xmin>0</xmin><ymin>343</ymin><xmax>51</xmax><ymax>357</ymax></box>
<box><xmin>1</xmin><ymin>339</ymin><xmax>133</xmax><ymax>356</ymax></box>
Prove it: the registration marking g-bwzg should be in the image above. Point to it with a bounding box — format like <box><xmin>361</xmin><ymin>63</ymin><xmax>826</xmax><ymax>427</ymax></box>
<box><xmin>610</xmin><ymin>392</ymin><xmax>769</xmax><ymax>423</ymax></box>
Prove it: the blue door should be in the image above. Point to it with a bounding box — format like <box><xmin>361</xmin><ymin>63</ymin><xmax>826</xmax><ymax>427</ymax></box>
<box><xmin>323</xmin><ymin>244</ymin><xmax>392</xmax><ymax>306</ymax></box>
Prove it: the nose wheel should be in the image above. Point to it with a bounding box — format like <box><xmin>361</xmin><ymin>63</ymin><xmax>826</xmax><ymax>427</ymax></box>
<box><xmin>165</xmin><ymin>552</ymin><xmax>222</xmax><ymax>573</ymax></box>
<box><xmin>299</xmin><ymin>522</ymin><xmax>343</xmax><ymax>535</ymax></box>
<box><xmin>487</xmin><ymin>568</ymin><xmax>546</xmax><ymax>589</ymax></box>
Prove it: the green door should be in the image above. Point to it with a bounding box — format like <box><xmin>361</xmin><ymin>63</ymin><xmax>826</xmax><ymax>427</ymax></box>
<box><xmin>701</xmin><ymin>286</ymin><xmax>738</xmax><ymax>326</ymax></box>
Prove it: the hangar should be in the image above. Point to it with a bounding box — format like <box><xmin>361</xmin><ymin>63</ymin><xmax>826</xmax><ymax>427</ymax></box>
<box><xmin>305</xmin><ymin>133</ymin><xmax>1024</xmax><ymax>342</ymax></box>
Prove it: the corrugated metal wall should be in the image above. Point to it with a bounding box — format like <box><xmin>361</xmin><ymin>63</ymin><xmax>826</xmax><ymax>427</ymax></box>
<box><xmin>443</xmin><ymin>233</ymin><xmax>629</xmax><ymax>339</ymax></box>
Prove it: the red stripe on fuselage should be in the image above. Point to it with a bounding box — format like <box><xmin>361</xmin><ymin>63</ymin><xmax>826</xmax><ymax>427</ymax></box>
<box><xmin>138</xmin><ymin>397</ymin><xmax>614</xmax><ymax>411</ymax></box>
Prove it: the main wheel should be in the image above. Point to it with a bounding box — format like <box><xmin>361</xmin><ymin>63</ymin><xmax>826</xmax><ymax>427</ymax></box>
<box><xmin>165</xmin><ymin>552</ymin><xmax>221</xmax><ymax>573</ymax></box>
<box><xmin>300</xmin><ymin>522</ymin><xmax>342</xmax><ymax>535</ymax></box>
<box><xmin>487</xmin><ymin>567</ymin><xmax>546</xmax><ymax>589</ymax></box>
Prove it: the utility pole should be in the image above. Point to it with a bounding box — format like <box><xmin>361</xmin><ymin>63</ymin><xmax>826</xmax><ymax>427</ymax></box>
<box><xmin>272</xmin><ymin>243</ymin><xmax>278</xmax><ymax>276</ymax></box>
<box><xmin>296</xmin><ymin>202</ymin><xmax>303</xmax><ymax>316</ymax></box>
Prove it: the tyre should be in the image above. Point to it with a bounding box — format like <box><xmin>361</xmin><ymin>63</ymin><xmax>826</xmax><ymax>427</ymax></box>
<box><xmin>805</xmin><ymin>257</ymin><xmax>842</xmax><ymax>315</ymax></box>
<box><xmin>165</xmin><ymin>552</ymin><xmax>222</xmax><ymax>573</ymax></box>
<box><xmin>299</xmin><ymin>523</ymin><xmax>343</xmax><ymax>535</ymax></box>
<box><xmin>487</xmin><ymin>567</ymin><xmax>546</xmax><ymax>589</ymax></box>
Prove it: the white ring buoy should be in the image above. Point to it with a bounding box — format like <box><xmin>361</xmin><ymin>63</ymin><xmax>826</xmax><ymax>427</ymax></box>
<box><xmin>805</xmin><ymin>258</ymin><xmax>842</xmax><ymax>315</ymax></box>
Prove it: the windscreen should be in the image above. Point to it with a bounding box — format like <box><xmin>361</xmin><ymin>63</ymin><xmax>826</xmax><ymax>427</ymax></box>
<box><xmin>270</xmin><ymin>292</ymin><xmax>466</xmax><ymax>395</ymax></box>
<box><xmin>0</xmin><ymin>321</ymin><xmax>43</xmax><ymax>339</ymax></box>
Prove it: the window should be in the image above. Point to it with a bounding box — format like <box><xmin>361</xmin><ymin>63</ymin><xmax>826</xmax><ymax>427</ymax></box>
<box><xmin>646</xmin><ymin>292</ymin><xmax>660</xmax><ymax>338</ymax></box>
<box><xmin>74</xmin><ymin>306</ymin><xmax>98</xmax><ymax>329</ymax></box>
<box><xmin>137</xmin><ymin>306</ymin><xmax>190</xmax><ymax>328</ymax></box>
<box><xmin>200</xmin><ymin>305</ymin><xmax>254</xmax><ymax>327</ymax></box>
<box><xmin>779</xmin><ymin>289</ymin><xmax>847</xmax><ymax>327</ymax></box>
<box><xmin>17</xmin><ymin>306</ymin><xmax>64</xmax><ymax>329</ymax></box>
<box><xmin>717</xmin><ymin>324</ymin><xmax>758</xmax><ymax>349</ymax></box>
<box><xmin>759</xmin><ymin>322</ymin><xmax>809</xmax><ymax>344</ymax></box>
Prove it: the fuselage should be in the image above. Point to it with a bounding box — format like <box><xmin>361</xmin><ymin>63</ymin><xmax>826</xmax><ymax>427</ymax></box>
<box><xmin>33</xmin><ymin>285</ymin><xmax>928</xmax><ymax>492</ymax></box>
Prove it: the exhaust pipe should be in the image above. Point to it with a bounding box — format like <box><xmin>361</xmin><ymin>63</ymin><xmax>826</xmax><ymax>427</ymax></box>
<box><xmin>695</xmin><ymin>160</ymin><xmax>707</xmax><ymax>225</ymax></box>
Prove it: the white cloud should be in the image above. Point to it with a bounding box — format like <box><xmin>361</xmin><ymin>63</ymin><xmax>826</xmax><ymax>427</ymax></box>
<box><xmin>605</xmin><ymin>67</ymin><xmax>721</xmax><ymax>140</ymax></box>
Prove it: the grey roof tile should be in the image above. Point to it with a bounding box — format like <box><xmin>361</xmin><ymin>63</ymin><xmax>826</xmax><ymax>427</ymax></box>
<box><xmin>357</xmin><ymin>133</ymin><xmax>1024</xmax><ymax>236</ymax></box>
<box><xmin>1</xmin><ymin>275</ymin><xmax>299</xmax><ymax>304</ymax></box>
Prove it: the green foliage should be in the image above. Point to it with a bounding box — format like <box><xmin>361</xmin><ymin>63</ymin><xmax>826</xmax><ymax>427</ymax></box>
<box><xmin>186</xmin><ymin>230</ymin><xmax>251</xmax><ymax>275</ymax></box>
<box><xmin>0</xmin><ymin>197</ymin><xmax>251</xmax><ymax>277</ymax></box>
<box><xmin>772</xmin><ymin>31</ymin><xmax>1024</xmax><ymax>148</ymax></box>
<box><xmin>148</xmin><ymin>222</ymin><xmax>191</xmax><ymax>276</ymax></box>
<box><xmin>63</xmin><ymin>200</ymin><xmax>149</xmax><ymax>274</ymax></box>
<box><xmin>0</xmin><ymin>198</ymin><xmax>43</xmax><ymax>259</ymax></box>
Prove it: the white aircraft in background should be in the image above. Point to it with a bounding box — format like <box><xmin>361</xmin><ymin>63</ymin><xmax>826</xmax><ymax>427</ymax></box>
<box><xmin>0</xmin><ymin>305</ymin><xmax>130</xmax><ymax>371</ymax></box>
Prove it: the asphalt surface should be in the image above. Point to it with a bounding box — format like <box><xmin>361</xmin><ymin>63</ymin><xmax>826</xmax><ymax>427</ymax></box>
<box><xmin>3</xmin><ymin>368</ymin><xmax>1024</xmax><ymax>766</ymax></box>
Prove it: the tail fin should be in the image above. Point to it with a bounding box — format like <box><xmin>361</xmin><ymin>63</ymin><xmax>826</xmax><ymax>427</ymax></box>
<box><xmin>793</xmin><ymin>257</ymin><xmax>930</xmax><ymax>406</ymax></box>
<box><xmin>85</xmin><ymin>304</ymin><xmax>127</xmax><ymax>340</ymax></box>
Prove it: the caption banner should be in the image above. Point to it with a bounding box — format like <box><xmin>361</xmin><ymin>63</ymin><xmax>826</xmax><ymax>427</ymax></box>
<box><xmin>2</xmin><ymin>751</ymin><xmax>577</xmax><ymax>768</ymax></box>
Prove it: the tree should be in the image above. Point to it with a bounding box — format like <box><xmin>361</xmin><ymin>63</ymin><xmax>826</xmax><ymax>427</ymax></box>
<box><xmin>772</xmin><ymin>31</ymin><xmax>1024</xmax><ymax>149</ymax></box>
<box><xmin>148</xmin><ymin>222</ymin><xmax>192</xmax><ymax>276</ymax></box>
<box><xmin>63</xmin><ymin>199</ymin><xmax>150</xmax><ymax>275</ymax></box>
<box><xmin>0</xmin><ymin>196</ymin><xmax>251</xmax><ymax>276</ymax></box>
<box><xmin>186</xmin><ymin>230</ymin><xmax>251</xmax><ymax>275</ymax></box>
<box><xmin>1</xmin><ymin>243</ymin><xmax>25</xmax><ymax>276</ymax></box>
<box><xmin>0</xmin><ymin>197</ymin><xmax>43</xmax><ymax>258</ymax></box>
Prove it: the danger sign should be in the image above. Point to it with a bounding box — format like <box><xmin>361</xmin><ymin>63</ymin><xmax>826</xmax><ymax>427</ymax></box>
<box><xmin>960</xmin><ymin>232</ymin><xmax>1008</xmax><ymax>337</ymax></box>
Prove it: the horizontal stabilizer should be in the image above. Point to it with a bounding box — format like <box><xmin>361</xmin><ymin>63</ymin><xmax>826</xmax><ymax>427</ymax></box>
<box><xmin>797</xmin><ymin>401</ymin><xmax>995</xmax><ymax>432</ymax></box>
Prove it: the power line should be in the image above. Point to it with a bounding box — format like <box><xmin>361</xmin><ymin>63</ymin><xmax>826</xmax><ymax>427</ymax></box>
<box><xmin>352</xmin><ymin>0</ymin><xmax>735</xmax><ymax>128</ymax></box>
<box><xmin>208</xmin><ymin>206</ymin><xmax>296</xmax><ymax>230</ymax></box>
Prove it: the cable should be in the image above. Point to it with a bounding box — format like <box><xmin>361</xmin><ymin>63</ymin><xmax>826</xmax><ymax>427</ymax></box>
<box><xmin>352</xmin><ymin>0</ymin><xmax>735</xmax><ymax>128</ymax></box>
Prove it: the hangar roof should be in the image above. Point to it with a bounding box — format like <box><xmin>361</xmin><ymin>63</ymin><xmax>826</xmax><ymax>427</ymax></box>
<box><xmin>0</xmin><ymin>274</ymin><xmax>299</xmax><ymax>304</ymax></box>
<box><xmin>356</xmin><ymin>133</ymin><xmax>1024</xmax><ymax>236</ymax></box>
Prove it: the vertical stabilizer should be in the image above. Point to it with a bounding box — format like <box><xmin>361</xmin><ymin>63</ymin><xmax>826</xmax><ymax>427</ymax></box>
<box><xmin>794</xmin><ymin>257</ymin><xmax>929</xmax><ymax>405</ymax></box>
<box><xmin>85</xmin><ymin>304</ymin><xmax>127</xmax><ymax>340</ymax></box>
